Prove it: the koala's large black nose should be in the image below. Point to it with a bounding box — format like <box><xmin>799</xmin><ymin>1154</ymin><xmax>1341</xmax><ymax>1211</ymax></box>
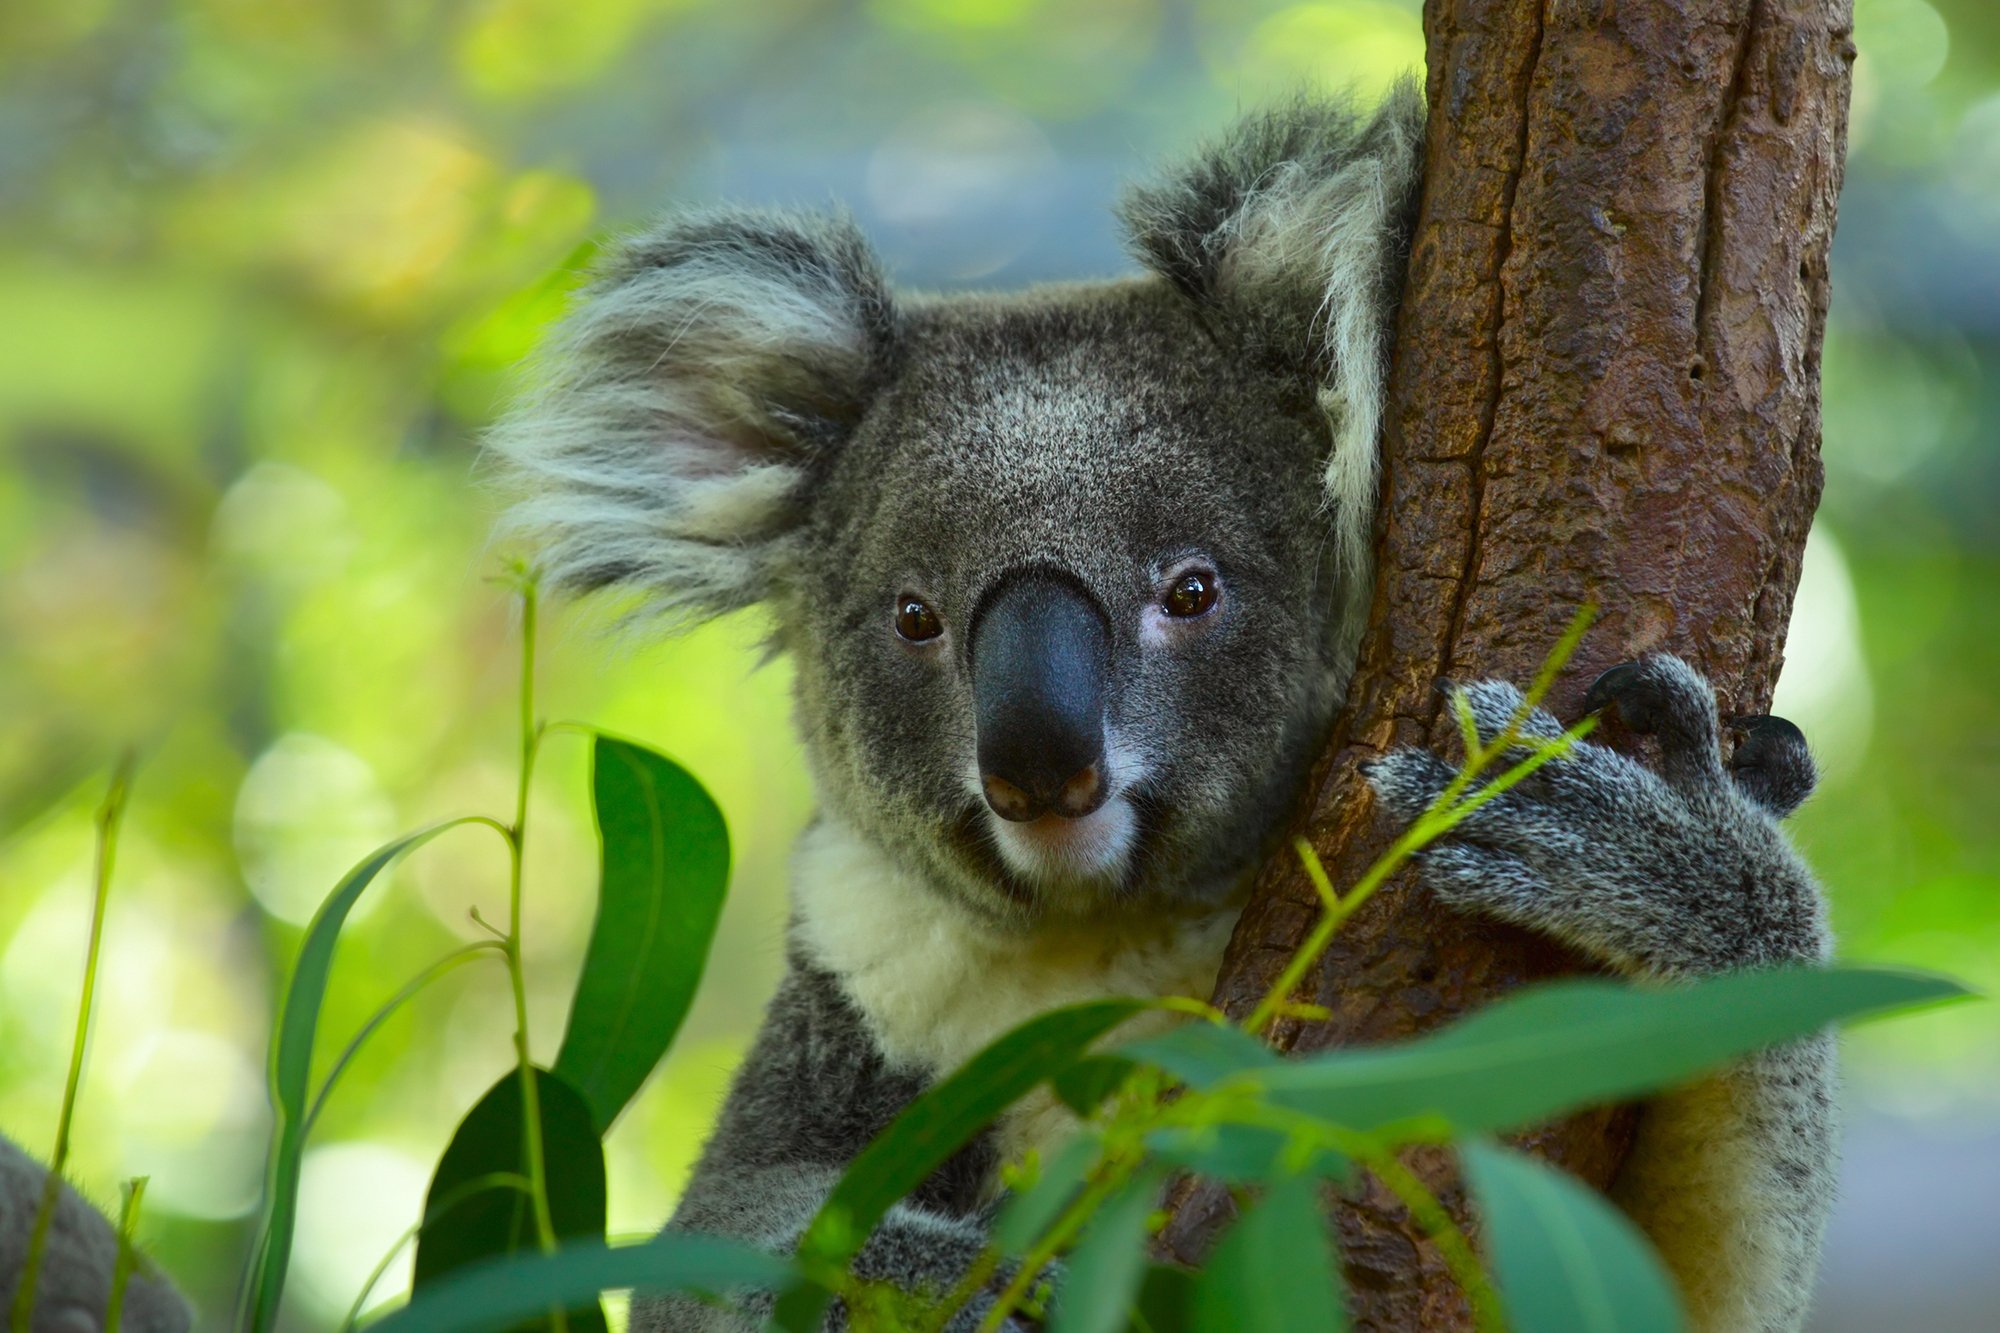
<box><xmin>971</xmin><ymin>573</ymin><xmax>1109</xmax><ymax>822</ymax></box>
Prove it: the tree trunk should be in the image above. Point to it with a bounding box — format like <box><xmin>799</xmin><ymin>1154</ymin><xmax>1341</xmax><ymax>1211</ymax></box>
<box><xmin>1155</xmin><ymin>0</ymin><xmax>1852</xmax><ymax>1324</ymax></box>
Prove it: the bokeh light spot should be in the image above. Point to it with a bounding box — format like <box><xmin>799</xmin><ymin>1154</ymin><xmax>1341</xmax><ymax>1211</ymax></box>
<box><xmin>1213</xmin><ymin>2</ymin><xmax>1425</xmax><ymax>100</ymax></box>
<box><xmin>1772</xmin><ymin>529</ymin><xmax>1874</xmax><ymax>785</ymax></box>
<box><xmin>867</xmin><ymin>102</ymin><xmax>1059</xmax><ymax>280</ymax></box>
<box><xmin>234</xmin><ymin>733</ymin><xmax>396</xmax><ymax>926</ymax></box>
<box><xmin>291</xmin><ymin>1140</ymin><xmax>434</xmax><ymax>1319</ymax></box>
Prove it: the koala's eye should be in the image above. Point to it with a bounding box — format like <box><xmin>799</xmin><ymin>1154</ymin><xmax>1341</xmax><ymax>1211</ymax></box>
<box><xmin>895</xmin><ymin>596</ymin><xmax>943</xmax><ymax>642</ymax></box>
<box><xmin>1163</xmin><ymin>571</ymin><xmax>1218</xmax><ymax>618</ymax></box>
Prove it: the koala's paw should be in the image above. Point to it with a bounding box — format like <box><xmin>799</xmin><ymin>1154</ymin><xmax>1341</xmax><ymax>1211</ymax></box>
<box><xmin>1364</xmin><ymin>654</ymin><xmax>1831</xmax><ymax>978</ymax></box>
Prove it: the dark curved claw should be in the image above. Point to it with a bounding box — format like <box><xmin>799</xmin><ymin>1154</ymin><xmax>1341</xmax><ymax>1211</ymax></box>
<box><xmin>1583</xmin><ymin>661</ymin><xmax>1644</xmax><ymax>720</ymax></box>
<box><xmin>1580</xmin><ymin>655</ymin><xmax>1727</xmax><ymax>792</ymax></box>
<box><xmin>1726</xmin><ymin>714</ymin><xmax>1817</xmax><ymax>818</ymax></box>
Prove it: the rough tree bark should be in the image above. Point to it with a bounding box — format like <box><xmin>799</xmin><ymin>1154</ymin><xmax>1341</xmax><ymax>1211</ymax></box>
<box><xmin>1156</xmin><ymin>0</ymin><xmax>1853</xmax><ymax>1324</ymax></box>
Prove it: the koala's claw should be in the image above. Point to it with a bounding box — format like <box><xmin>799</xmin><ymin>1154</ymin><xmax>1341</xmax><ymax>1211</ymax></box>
<box><xmin>1581</xmin><ymin>661</ymin><xmax>1643</xmax><ymax>718</ymax></box>
<box><xmin>1582</xmin><ymin>654</ymin><xmax>1729</xmax><ymax>796</ymax></box>
<box><xmin>1726</xmin><ymin>714</ymin><xmax>1817</xmax><ymax>818</ymax></box>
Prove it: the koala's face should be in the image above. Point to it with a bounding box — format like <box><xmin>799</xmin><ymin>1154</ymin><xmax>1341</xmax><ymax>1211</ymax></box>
<box><xmin>493</xmin><ymin>91</ymin><xmax>1422</xmax><ymax>924</ymax></box>
<box><xmin>785</xmin><ymin>286</ymin><xmax>1343</xmax><ymax>920</ymax></box>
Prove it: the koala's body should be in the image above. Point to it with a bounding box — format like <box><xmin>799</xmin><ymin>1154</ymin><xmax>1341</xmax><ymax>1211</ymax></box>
<box><xmin>492</xmin><ymin>85</ymin><xmax>1838</xmax><ymax>1332</ymax></box>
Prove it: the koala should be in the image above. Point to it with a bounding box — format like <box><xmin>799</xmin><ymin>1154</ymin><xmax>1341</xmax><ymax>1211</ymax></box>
<box><xmin>492</xmin><ymin>84</ymin><xmax>1837</xmax><ymax>1333</ymax></box>
<box><xmin>0</xmin><ymin>1136</ymin><xmax>191</xmax><ymax>1333</ymax></box>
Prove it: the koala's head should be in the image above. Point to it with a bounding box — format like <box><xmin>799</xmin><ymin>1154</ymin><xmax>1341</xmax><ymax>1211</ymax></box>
<box><xmin>494</xmin><ymin>89</ymin><xmax>1423</xmax><ymax>924</ymax></box>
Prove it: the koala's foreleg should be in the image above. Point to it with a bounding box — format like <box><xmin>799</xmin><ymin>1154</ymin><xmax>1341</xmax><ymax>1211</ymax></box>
<box><xmin>1367</xmin><ymin>656</ymin><xmax>1836</xmax><ymax>1332</ymax></box>
<box><xmin>629</xmin><ymin>960</ymin><xmax>1039</xmax><ymax>1333</ymax></box>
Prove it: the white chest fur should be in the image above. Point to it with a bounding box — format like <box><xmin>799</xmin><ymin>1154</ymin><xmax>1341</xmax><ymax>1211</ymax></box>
<box><xmin>790</xmin><ymin>819</ymin><xmax>1239</xmax><ymax>1172</ymax></box>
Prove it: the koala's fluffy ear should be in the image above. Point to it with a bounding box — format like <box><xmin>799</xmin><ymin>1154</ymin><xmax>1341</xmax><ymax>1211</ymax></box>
<box><xmin>491</xmin><ymin>209</ymin><xmax>898</xmax><ymax>625</ymax></box>
<box><xmin>1119</xmin><ymin>83</ymin><xmax>1425</xmax><ymax>580</ymax></box>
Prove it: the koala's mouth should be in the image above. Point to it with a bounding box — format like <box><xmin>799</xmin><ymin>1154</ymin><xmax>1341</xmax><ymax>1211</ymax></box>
<box><xmin>989</xmin><ymin>798</ymin><xmax>1138</xmax><ymax>886</ymax></box>
<box><xmin>945</xmin><ymin>787</ymin><xmax>1171</xmax><ymax>911</ymax></box>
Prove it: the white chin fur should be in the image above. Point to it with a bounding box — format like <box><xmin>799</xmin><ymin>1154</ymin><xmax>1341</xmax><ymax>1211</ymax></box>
<box><xmin>989</xmin><ymin>797</ymin><xmax>1137</xmax><ymax>886</ymax></box>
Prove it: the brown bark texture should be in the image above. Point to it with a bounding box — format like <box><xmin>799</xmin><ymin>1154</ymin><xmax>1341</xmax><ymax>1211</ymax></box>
<box><xmin>1155</xmin><ymin>0</ymin><xmax>1853</xmax><ymax>1324</ymax></box>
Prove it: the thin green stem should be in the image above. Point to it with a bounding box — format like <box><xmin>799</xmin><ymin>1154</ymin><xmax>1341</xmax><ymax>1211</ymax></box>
<box><xmin>11</xmin><ymin>754</ymin><xmax>135</xmax><ymax>1333</ymax></box>
<box><xmin>336</xmin><ymin>1171</ymin><xmax>533</xmax><ymax>1332</ymax></box>
<box><xmin>503</xmin><ymin>572</ymin><xmax>566</xmax><ymax>1332</ymax></box>
<box><xmin>1245</xmin><ymin>833</ymin><xmax>1419</xmax><ymax>1034</ymax></box>
<box><xmin>302</xmin><ymin>941</ymin><xmax>507</xmax><ymax>1137</ymax></box>
<box><xmin>105</xmin><ymin>1175</ymin><xmax>147</xmax><ymax>1333</ymax></box>
<box><xmin>978</xmin><ymin>1159</ymin><xmax>1135</xmax><ymax>1333</ymax></box>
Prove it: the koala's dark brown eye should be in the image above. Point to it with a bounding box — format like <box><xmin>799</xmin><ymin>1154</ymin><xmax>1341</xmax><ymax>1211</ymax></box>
<box><xmin>895</xmin><ymin>596</ymin><xmax>943</xmax><ymax>642</ymax></box>
<box><xmin>1163</xmin><ymin>571</ymin><xmax>1217</xmax><ymax>619</ymax></box>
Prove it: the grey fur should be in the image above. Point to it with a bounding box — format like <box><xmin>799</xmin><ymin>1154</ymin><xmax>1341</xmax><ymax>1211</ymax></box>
<box><xmin>0</xmin><ymin>1136</ymin><xmax>190</xmax><ymax>1333</ymax></box>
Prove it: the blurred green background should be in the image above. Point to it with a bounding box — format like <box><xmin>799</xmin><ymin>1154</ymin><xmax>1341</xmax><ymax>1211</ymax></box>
<box><xmin>0</xmin><ymin>1</ymin><xmax>1994</xmax><ymax>1328</ymax></box>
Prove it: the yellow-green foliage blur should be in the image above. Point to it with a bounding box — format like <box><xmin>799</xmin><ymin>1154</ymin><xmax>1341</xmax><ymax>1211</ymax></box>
<box><xmin>1</xmin><ymin>2</ymin><xmax>1995</xmax><ymax>1329</ymax></box>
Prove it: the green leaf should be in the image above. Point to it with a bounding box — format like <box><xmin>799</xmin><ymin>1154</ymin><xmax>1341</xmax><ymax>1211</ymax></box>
<box><xmin>1051</xmin><ymin>1055</ymin><xmax>1138</xmax><ymax>1115</ymax></box>
<box><xmin>1144</xmin><ymin>1124</ymin><xmax>1347</xmax><ymax>1185</ymax></box>
<box><xmin>1120</xmin><ymin>1022</ymin><xmax>1277</xmax><ymax>1089</ymax></box>
<box><xmin>554</xmin><ymin>735</ymin><xmax>730</xmax><ymax>1133</ymax></box>
<box><xmin>243</xmin><ymin>818</ymin><xmax>493</xmax><ymax>1333</ymax></box>
<box><xmin>778</xmin><ymin>999</ymin><xmax>1146</xmax><ymax>1332</ymax></box>
<box><xmin>1255</xmin><ymin>966</ymin><xmax>1967</xmax><ymax>1133</ymax></box>
<box><xmin>1462</xmin><ymin>1141</ymin><xmax>1683</xmax><ymax>1333</ymax></box>
<box><xmin>994</xmin><ymin>1133</ymin><xmax>1103</xmax><ymax>1255</ymax></box>
<box><xmin>1193</xmin><ymin>1175</ymin><xmax>1346</xmax><ymax>1332</ymax></box>
<box><xmin>1050</xmin><ymin>1167</ymin><xmax>1167</xmax><ymax>1333</ymax></box>
<box><xmin>1130</xmin><ymin>1266</ymin><xmax>1198</xmax><ymax>1333</ymax></box>
<box><xmin>411</xmin><ymin>1067</ymin><xmax>609</xmax><ymax>1332</ymax></box>
<box><xmin>367</xmin><ymin>1235</ymin><xmax>795</xmax><ymax>1333</ymax></box>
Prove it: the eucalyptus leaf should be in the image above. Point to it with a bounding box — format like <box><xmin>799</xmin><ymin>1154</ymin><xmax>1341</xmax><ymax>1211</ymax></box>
<box><xmin>1145</xmin><ymin>1124</ymin><xmax>1348</xmax><ymax>1185</ymax></box>
<box><xmin>1121</xmin><ymin>1022</ymin><xmax>1278</xmax><ymax>1090</ymax></box>
<box><xmin>1051</xmin><ymin>1055</ymin><xmax>1138</xmax><ymax>1115</ymax></box>
<box><xmin>778</xmin><ymin>999</ymin><xmax>1146</xmax><ymax>1331</ymax></box>
<box><xmin>411</xmin><ymin>1067</ymin><xmax>609</xmax><ymax>1332</ymax></box>
<box><xmin>1130</xmin><ymin>1266</ymin><xmax>1198</xmax><ymax>1333</ymax></box>
<box><xmin>1256</xmin><ymin>966</ymin><xmax>1965</xmax><ymax>1133</ymax></box>
<box><xmin>242</xmin><ymin>817</ymin><xmax>494</xmax><ymax>1333</ymax></box>
<box><xmin>1050</xmin><ymin>1167</ymin><xmax>1168</xmax><ymax>1333</ymax></box>
<box><xmin>554</xmin><ymin>735</ymin><xmax>730</xmax><ymax>1134</ymax></box>
<box><xmin>368</xmin><ymin>1235</ymin><xmax>796</xmax><ymax>1333</ymax></box>
<box><xmin>1192</xmin><ymin>1174</ymin><xmax>1346</xmax><ymax>1332</ymax></box>
<box><xmin>1463</xmin><ymin>1140</ymin><xmax>1683</xmax><ymax>1333</ymax></box>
